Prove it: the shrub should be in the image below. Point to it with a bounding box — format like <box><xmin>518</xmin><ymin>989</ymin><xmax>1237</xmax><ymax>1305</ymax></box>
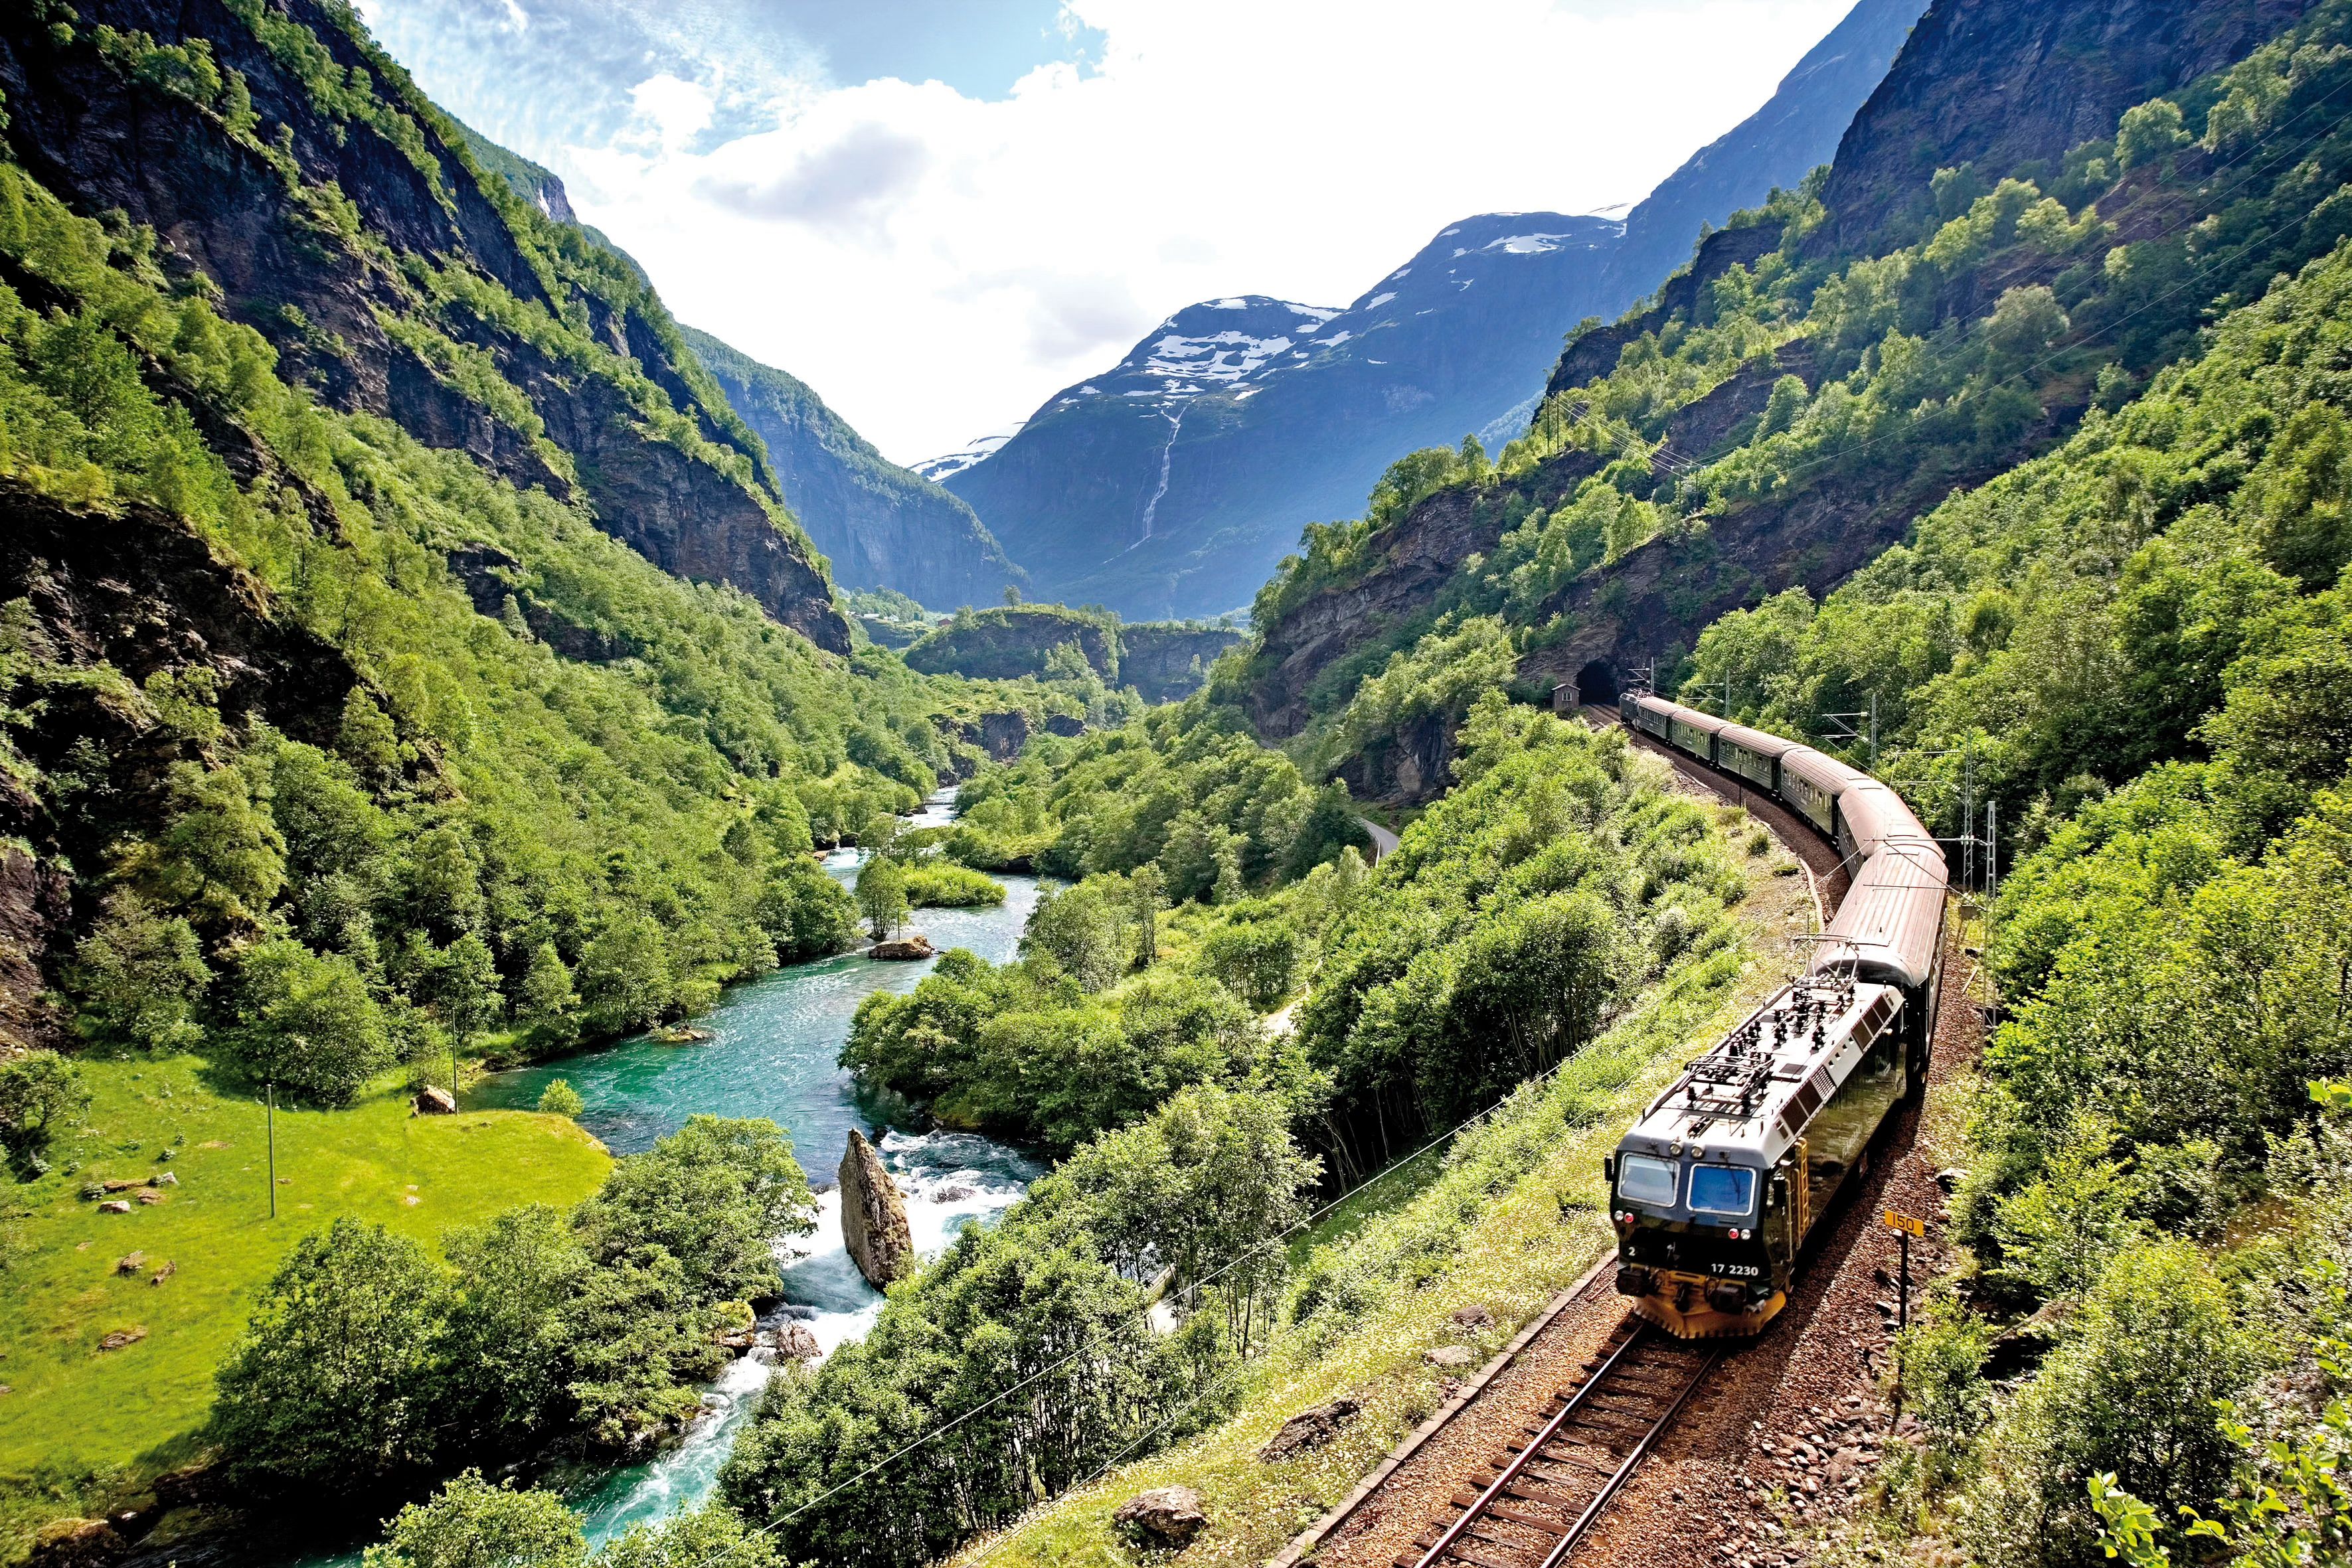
<box><xmin>220</xmin><ymin>938</ymin><xmax>394</xmax><ymax>1105</ymax></box>
<box><xmin>66</xmin><ymin>890</ymin><xmax>210</xmax><ymax>1050</ymax></box>
<box><xmin>213</xmin><ymin>1219</ymin><xmax>447</xmax><ymax>1499</ymax></box>
<box><xmin>537</xmin><ymin>1079</ymin><xmax>584</xmax><ymax>1119</ymax></box>
<box><xmin>360</xmin><ymin>1470</ymin><xmax>587</xmax><ymax>1568</ymax></box>
<box><xmin>0</xmin><ymin>1050</ymin><xmax>87</xmax><ymax>1178</ymax></box>
<box><xmin>900</xmin><ymin>862</ymin><xmax>1005</xmax><ymax>908</ymax></box>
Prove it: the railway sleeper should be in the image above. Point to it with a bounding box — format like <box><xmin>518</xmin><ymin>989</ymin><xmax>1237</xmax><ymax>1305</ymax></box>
<box><xmin>1465</xmin><ymin>1498</ymin><xmax>1578</xmax><ymax>1535</ymax></box>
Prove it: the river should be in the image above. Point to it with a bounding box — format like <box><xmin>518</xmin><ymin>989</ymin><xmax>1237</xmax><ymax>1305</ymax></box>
<box><xmin>458</xmin><ymin>793</ymin><xmax>1045</xmax><ymax>1547</ymax></box>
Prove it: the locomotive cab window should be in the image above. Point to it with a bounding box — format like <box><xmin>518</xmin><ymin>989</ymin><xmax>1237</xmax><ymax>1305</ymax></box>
<box><xmin>1687</xmin><ymin>1164</ymin><xmax>1755</xmax><ymax>1216</ymax></box>
<box><xmin>1618</xmin><ymin>1154</ymin><xmax>1678</xmax><ymax>1207</ymax></box>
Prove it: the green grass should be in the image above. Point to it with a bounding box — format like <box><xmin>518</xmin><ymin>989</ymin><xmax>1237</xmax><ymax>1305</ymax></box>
<box><xmin>0</xmin><ymin>1055</ymin><xmax>610</xmax><ymax>1492</ymax></box>
<box><xmin>950</xmin><ymin>808</ymin><xmax>1817</xmax><ymax>1567</ymax></box>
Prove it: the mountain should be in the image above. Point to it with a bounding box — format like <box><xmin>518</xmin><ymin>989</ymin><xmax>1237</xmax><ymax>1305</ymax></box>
<box><xmin>942</xmin><ymin>0</ymin><xmax>1928</xmax><ymax>622</ymax></box>
<box><xmin>1597</xmin><ymin>0</ymin><xmax>1929</xmax><ymax>297</ymax></box>
<box><xmin>682</xmin><ymin>327</ymin><xmax>1023</xmax><ymax>610</ymax></box>
<box><xmin>438</xmin><ymin>135</ymin><xmax>1015</xmax><ymax>612</ymax></box>
<box><xmin>1234</xmin><ymin>0</ymin><xmax>2344</xmax><ymax>799</ymax></box>
<box><xmin>0</xmin><ymin>0</ymin><xmax>850</xmax><ymax>655</ymax></box>
<box><xmin>1815</xmin><ymin>0</ymin><xmax>2311</xmax><ymax>251</ymax></box>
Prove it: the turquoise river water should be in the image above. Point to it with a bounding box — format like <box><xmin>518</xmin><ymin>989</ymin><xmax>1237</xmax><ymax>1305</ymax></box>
<box><xmin>316</xmin><ymin>792</ymin><xmax>1044</xmax><ymax>1558</ymax></box>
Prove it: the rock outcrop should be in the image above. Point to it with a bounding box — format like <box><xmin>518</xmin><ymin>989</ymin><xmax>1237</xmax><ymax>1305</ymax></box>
<box><xmin>1112</xmin><ymin>1486</ymin><xmax>1207</xmax><ymax>1547</ymax></box>
<box><xmin>413</xmin><ymin>1087</ymin><xmax>458</xmax><ymax>1116</ymax></box>
<box><xmin>1259</xmin><ymin>1395</ymin><xmax>1363</xmax><ymax>1462</ymax></box>
<box><xmin>0</xmin><ymin>0</ymin><xmax>849</xmax><ymax>653</ymax></box>
<box><xmin>839</xmin><ymin>1129</ymin><xmax>913</xmax><ymax>1289</ymax></box>
<box><xmin>902</xmin><ymin>605</ymin><xmax>1237</xmax><ymax>702</ymax></box>
<box><xmin>1816</xmin><ymin>0</ymin><xmax>2310</xmax><ymax>254</ymax></box>
<box><xmin>0</xmin><ymin>485</ymin><xmax>359</xmax><ymax>1046</ymax></box>
<box><xmin>868</xmin><ymin>935</ymin><xmax>937</xmax><ymax>961</ymax></box>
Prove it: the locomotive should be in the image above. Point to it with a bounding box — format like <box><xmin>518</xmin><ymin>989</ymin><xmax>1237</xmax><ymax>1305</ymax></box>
<box><xmin>1605</xmin><ymin>692</ymin><xmax>1948</xmax><ymax>1338</ymax></box>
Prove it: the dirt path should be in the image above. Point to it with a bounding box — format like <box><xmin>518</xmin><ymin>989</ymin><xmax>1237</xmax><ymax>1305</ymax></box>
<box><xmin>1295</xmin><ymin>724</ymin><xmax>1987</xmax><ymax>1568</ymax></box>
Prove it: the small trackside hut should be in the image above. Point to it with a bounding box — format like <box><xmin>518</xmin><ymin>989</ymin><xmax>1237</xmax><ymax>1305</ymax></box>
<box><xmin>1606</xmin><ymin>692</ymin><xmax>1948</xmax><ymax>1338</ymax></box>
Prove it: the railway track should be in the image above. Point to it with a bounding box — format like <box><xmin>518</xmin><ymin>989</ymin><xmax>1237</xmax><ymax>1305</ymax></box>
<box><xmin>1398</xmin><ymin>1320</ymin><xmax>1719</xmax><ymax>1568</ymax></box>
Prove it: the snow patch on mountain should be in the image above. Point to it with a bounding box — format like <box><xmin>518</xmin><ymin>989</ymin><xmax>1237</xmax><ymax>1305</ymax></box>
<box><xmin>912</xmin><ymin>428</ymin><xmax>1021</xmax><ymax>483</ymax></box>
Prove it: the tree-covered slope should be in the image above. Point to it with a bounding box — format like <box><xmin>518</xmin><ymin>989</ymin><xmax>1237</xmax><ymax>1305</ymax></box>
<box><xmin>944</xmin><ymin>0</ymin><xmax>1922</xmax><ymax>623</ymax></box>
<box><xmin>902</xmin><ymin>605</ymin><xmax>1242</xmax><ymax>703</ymax></box>
<box><xmin>0</xmin><ymin>0</ymin><xmax>850</xmax><ymax>654</ymax></box>
<box><xmin>1236</xmin><ymin>0</ymin><xmax>2352</xmax><ymax>795</ymax></box>
<box><xmin>681</xmin><ymin>325</ymin><xmax>1022</xmax><ymax>611</ymax></box>
<box><xmin>0</xmin><ymin>0</ymin><xmax>1016</xmax><ymax>1067</ymax></box>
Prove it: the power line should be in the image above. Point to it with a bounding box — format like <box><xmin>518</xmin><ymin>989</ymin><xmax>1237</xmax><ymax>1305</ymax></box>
<box><xmin>674</xmin><ymin>1046</ymin><xmax>1610</xmax><ymax>1568</ymax></box>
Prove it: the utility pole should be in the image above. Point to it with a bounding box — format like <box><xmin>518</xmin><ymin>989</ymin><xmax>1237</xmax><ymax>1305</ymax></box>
<box><xmin>1960</xmin><ymin>734</ymin><xmax>1975</xmax><ymax>892</ymax></box>
<box><xmin>1868</xmin><ymin>693</ymin><xmax>1879</xmax><ymax>770</ymax></box>
<box><xmin>266</xmin><ymin>1081</ymin><xmax>277</xmax><ymax>1220</ymax></box>
<box><xmin>1985</xmin><ymin>800</ymin><xmax>1999</xmax><ymax>904</ymax></box>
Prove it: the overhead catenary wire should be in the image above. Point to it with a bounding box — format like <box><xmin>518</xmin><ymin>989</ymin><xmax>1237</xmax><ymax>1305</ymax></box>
<box><xmin>669</xmin><ymin>1038</ymin><xmax>1618</xmax><ymax>1568</ymax></box>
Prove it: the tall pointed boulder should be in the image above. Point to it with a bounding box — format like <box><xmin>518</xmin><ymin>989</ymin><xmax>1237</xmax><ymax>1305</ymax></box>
<box><xmin>839</xmin><ymin>1129</ymin><xmax>914</xmax><ymax>1289</ymax></box>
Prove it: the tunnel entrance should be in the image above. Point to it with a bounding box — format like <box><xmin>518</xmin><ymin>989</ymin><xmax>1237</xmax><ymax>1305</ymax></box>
<box><xmin>1574</xmin><ymin>659</ymin><xmax>1619</xmax><ymax>707</ymax></box>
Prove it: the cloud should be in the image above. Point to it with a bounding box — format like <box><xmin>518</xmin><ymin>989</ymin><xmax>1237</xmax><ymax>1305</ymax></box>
<box><xmin>368</xmin><ymin>0</ymin><xmax>1857</xmax><ymax>465</ymax></box>
<box><xmin>705</xmin><ymin>122</ymin><xmax>931</xmax><ymax>234</ymax></box>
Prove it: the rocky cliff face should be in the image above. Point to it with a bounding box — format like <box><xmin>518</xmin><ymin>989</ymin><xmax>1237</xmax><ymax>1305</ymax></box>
<box><xmin>1817</xmin><ymin>0</ymin><xmax>2312</xmax><ymax>252</ymax></box>
<box><xmin>1119</xmin><ymin>624</ymin><xmax>1246</xmax><ymax>705</ymax></box>
<box><xmin>0</xmin><ymin>481</ymin><xmax>368</xmax><ymax>1044</ymax></box>
<box><xmin>839</xmin><ymin>1129</ymin><xmax>913</xmax><ymax>1289</ymax></box>
<box><xmin>0</xmin><ymin>0</ymin><xmax>849</xmax><ymax>653</ymax></box>
<box><xmin>1595</xmin><ymin>0</ymin><xmax>1929</xmax><ymax>304</ymax></box>
<box><xmin>681</xmin><ymin>327</ymin><xmax>1020</xmax><ymax>611</ymax></box>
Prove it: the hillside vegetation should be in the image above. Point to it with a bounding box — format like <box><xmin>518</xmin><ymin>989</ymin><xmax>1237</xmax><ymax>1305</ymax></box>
<box><xmin>1239</xmin><ymin>0</ymin><xmax>2352</xmax><ymax>805</ymax></box>
<box><xmin>0</xmin><ymin>0</ymin><xmax>1041</xmax><ymax>1549</ymax></box>
<box><xmin>1709</xmin><ymin>135</ymin><xmax>2352</xmax><ymax>1568</ymax></box>
<box><xmin>722</xmin><ymin>706</ymin><xmax>1761</xmax><ymax>1567</ymax></box>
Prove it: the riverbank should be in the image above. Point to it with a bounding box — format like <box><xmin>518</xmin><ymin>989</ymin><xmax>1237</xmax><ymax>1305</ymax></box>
<box><xmin>946</xmin><ymin>794</ymin><xmax>1816</xmax><ymax>1566</ymax></box>
<box><xmin>0</xmin><ymin>1060</ymin><xmax>610</xmax><ymax>1553</ymax></box>
<box><xmin>1</xmin><ymin>791</ymin><xmax>1052</xmax><ymax>1565</ymax></box>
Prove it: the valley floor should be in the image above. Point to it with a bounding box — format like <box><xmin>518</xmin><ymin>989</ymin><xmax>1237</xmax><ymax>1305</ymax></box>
<box><xmin>0</xmin><ymin>1059</ymin><xmax>608</xmax><ymax>1539</ymax></box>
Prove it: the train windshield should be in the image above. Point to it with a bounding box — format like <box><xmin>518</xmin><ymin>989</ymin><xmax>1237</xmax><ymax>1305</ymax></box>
<box><xmin>1618</xmin><ymin>1154</ymin><xmax>1678</xmax><ymax>1207</ymax></box>
<box><xmin>1688</xmin><ymin>1165</ymin><xmax>1756</xmax><ymax>1216</ymax></box>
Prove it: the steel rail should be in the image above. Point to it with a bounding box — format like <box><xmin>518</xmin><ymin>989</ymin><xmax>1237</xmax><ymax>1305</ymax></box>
<box><xmin>1537</xmin><ymin>1344</ymin><xmax>1721</xmax><ymax>1568</ymax></box>
<box><xmin>1408</xmin><ymin>1324</ymin><xmax>1714</xmax><ymax>1568</ymax></box>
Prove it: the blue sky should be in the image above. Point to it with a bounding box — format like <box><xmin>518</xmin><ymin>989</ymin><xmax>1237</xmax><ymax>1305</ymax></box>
<box><xmin>359</xmin><ymin>0</ymin><xmax>1853</xmax><ymax>463</ymax></box>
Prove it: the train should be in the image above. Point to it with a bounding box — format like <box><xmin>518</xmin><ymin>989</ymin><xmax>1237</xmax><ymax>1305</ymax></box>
<box><xmin>1604</xmin><ymin>691</ymin><xmax>1948</xmax><ymax>1339</ymax></box>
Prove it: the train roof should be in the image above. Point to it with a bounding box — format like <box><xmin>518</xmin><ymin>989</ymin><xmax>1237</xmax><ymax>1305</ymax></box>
<box><xmin>1618</xmin><ymin>973</ymin><xmax>1904</xmax><ymax>1168</ymax></box>
<box><xmin>1715</xmin><ymin>721</ymin><xmax>1800</xmax><ymax>759</ymax></box>
<box><xmin>1618</xmin><ymin>690</ymin><xmax>1950</xmax><ymax>990</ymax></box>
<box><xmin>1825</xmin><ymin>836</ymin><xmax>1946</xmax><ymax>989</ymax></box>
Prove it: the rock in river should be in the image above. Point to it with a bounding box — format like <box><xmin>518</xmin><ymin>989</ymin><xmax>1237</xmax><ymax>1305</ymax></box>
<box><xmin>869</xmin><ymin>934</ymin><xmax>936</xmax><ymax>961</ymax></box>
<box><xmin>839</xmin><ymin>1129</ymin><xmax>914</xmax><ymax>1288</ymax></box>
